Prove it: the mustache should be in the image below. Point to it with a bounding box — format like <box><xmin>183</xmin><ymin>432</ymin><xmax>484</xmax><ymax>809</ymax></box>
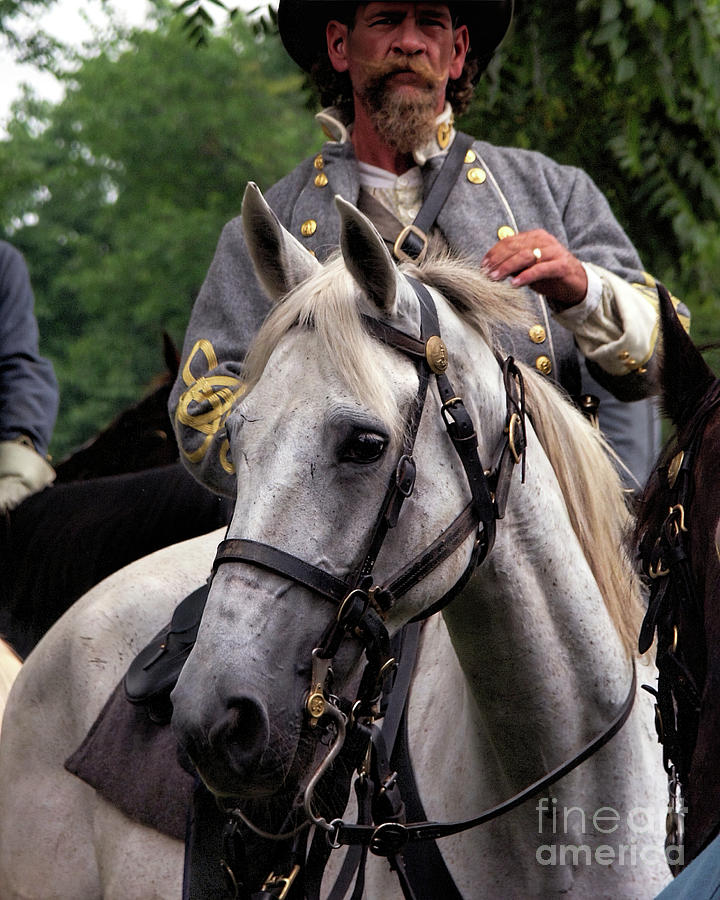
<box><xmin>360</xmin><ymin>56</ymin><xmax>443</xmax><ymax>91</ymax></box>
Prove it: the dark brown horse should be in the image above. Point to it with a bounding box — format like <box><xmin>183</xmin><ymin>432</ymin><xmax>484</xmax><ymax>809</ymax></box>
<box><xmin>635</xmin><ymin>283</ymin><xmax>720</xmax><ymax>872</ymax></box>
<box><xmin>1</xmin><ymin>337</ymin><xmax>231</xmax><ymax>658</ymax></box>
<box><xmin>53</xmin><ymin>332</ymin><xmax>181</xmax><ymax>482</ymax></box>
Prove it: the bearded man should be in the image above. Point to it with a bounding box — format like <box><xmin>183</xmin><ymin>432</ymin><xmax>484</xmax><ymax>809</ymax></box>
<box><xmin>169</xmin><ymin>0</ymin><xmax>685</xmax><ymax>502</ymax></box>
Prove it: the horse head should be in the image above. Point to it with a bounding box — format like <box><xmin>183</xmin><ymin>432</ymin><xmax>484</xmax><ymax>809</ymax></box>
<box><xmin>170</xmin><ymin>183</ymin><xmax>528</xmax><ymax>804</ymax></box>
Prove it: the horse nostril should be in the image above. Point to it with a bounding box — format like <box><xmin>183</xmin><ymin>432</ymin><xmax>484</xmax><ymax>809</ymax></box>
<box><xmin>207</xmin><ymin>695</ymin><xmax>270</xmax><ymax>776</ymax></box>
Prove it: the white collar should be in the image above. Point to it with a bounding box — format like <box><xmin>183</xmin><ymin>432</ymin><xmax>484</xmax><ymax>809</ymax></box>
<box><xmin>315</xmin><ymin>103</ymin><xmax>456</xmax><ymax>168</ymax></box>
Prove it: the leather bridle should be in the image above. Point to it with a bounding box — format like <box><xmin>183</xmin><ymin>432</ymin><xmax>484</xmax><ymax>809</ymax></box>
<box><xmin>212</xmin><ymin>278</ymin><xmax>526</xmax><ymax>730</ymax></box>
<box><xmin>208</xmin><ymin>277</ymin><xmax>637</xmax><ymax>899</ymax></box>
<box><xmin>638</xmin><ymin>372</ymin><xmax>720</xmax><ymax>873</ymax></box>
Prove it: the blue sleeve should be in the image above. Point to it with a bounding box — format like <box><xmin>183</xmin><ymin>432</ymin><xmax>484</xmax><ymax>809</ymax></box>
<box><xmin>0</xmin><ymin>242</ymin><xmax>59</xmax><ymax>455</ymax></box>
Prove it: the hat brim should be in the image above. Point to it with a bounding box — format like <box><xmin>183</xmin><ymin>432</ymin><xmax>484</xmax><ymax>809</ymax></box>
<box><xmin>277</xmin><ymin>0</ymin><xmax>514</xmax><ymax>77</ymax></box>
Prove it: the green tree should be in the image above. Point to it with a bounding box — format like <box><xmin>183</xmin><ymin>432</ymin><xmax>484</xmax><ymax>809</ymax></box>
<box><xmin>0</xmin><ymin>11</ymin><xmax>320</xmax><ymax>458</ymax></box>
<box><xmin>0</xmin><ymin>0</ymin><xmax>65</xmax><ymax>69</ymax></box>
<box><xmin>462</xmin><ymin>0</ymin><xmax>720</xmax><ymax>372</ymax></box>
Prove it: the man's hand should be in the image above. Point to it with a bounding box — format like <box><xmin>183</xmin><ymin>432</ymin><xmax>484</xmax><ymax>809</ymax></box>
<box><xmin>481</xmin><ymin>229</ymin><xmax>588</xmax><ymax>310</ymax></box>
<box><xmin>0</xmin><ymin>439</ymin><xmax>55</xmax><ymax>513</ymax></box>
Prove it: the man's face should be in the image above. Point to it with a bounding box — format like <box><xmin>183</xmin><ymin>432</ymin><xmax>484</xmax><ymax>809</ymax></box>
<box><xmin>327</xmin><ymin>3</ymin><xmax>469</xmax><ymax>116</ymax></box>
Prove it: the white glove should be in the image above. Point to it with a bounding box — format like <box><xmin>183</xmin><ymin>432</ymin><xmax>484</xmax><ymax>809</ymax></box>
<box><xmin>0</xmin><ymin>439</ymin><xmax>55</xmax><ymax>512</ymax></box>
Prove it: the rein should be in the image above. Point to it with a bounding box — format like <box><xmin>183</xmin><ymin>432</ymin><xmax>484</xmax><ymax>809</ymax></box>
<box><xmin>209</xmin><ymin>279</ymin><xmax>637</xmax><ymax>899</ymax></box>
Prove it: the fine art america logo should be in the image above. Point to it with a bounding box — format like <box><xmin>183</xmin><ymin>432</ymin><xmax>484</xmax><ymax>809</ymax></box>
<box><xmin>535</xmin><ymin>798</ymin><xmax>684</xmax><ymax>868</ymax></box>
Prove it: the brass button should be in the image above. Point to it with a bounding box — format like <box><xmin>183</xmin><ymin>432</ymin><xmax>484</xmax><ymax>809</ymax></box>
<box><xmin>497</xmin><ymin>225</ymin><xmax>516</xmax><ymax>240</ymax></box>
<box><xmin>437</xmin><ymin>122</ymin><xmax>451</xmax><ymax>149</ymax></box>
<box><xmin>626</xmin><ymin>357</ymin><xmax>637</xmax><ymax>367</ymax></box>
<box><xmin>464</xmin><ymin>149</ymin><xmax>477</xmax><ymax>164</ymax></box>
<box><xmin>425</xmin><ymin>335</ymin><xmax>449</xmax><ymax>374</ymax></box>
<box><xmin>618</xmin><ymin>350</ymin><xmax>630</xmax><ymax>360</ymax></box>
<box><xmin>467</xmin><ymin>167</ymin><xmax>486</xmax><ymax>185</ymax></box>
<box><xmin>314</xmin><ymin>172</ymin><xmax>328</xmax><ymax>187</ymax></box>
<box><xmin>529</xmin><ymin>325</ymin><xmax>546</xmax><ymax>344</ymax></box>
<box><xmin>313</xmin><ymin>155</ymin><xmax>324</xmax><ymax>170</ymax></box>
<box><xmin>300</xmin><ymin>219</ymin><xmax>317</xmax><ymax>237</ymax></box>
<box><xmin>535</xmin><ymin>355</ymin><xmax>552</xmax><ymax>376</ymax></box>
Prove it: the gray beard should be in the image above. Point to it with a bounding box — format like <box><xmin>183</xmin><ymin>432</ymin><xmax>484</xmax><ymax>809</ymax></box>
<box><xmin>359</xmin><ymin>79</ymin><xmax>439</xmax><ymax>155</ymax></box>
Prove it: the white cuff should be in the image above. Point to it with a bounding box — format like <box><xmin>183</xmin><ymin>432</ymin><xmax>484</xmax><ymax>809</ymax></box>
<box><xmin>551</xmin><ymin>263</ymin><xmax>603</xmax><ymax>327</ymax></box>
<box><xmin>552</xmin><ymin>263</ymin><xmax>658</xmax><ymax>376</ymax></box>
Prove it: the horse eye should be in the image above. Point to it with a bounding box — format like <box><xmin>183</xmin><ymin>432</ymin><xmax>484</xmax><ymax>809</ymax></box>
<box><xmin>340</xmin><ymin>431</ymin><xmax>388</xmax><ymax>464</ymax></box>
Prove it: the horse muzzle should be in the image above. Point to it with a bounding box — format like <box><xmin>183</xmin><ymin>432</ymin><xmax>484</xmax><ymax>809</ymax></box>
<box><xmin>171</xmin><ymin>686</ymin><xmax>279</xmax><ymax>796</ymax></box>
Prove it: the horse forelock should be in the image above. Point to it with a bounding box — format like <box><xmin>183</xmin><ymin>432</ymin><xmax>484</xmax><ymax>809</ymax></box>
<box><xmin>520</xmin><ymin>364</ymin><xmax>643</xmax><ymax>658</ymax></box>
<box><xmin>242</xmin><ymin>249</ymin><xmax>530</xmax><ymax>432</ymax></box>
<box><xmin>241</xmin><ymin>255</ymin><xmax>407</xmax><ymax>442</ymax></box>
<box><xmin>402</xmin><ymin>248</ymin><xmax>532</xmax><ymax>344</ymax></box>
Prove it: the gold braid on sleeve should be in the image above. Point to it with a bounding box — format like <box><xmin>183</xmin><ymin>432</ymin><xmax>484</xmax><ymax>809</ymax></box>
<box><xmin>175</xmin><ymin>339</ymin><xmax>246</xmax><ymax>474</ymax></box>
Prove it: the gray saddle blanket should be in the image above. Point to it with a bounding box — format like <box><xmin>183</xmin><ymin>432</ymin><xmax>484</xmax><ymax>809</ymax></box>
<box><xmin>65</xmin><ymin>677</ymin><xmax>194</xmax><ymax>841</ymax></box>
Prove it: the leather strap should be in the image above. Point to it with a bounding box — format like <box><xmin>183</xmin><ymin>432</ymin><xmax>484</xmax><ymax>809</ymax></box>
<box><xmin>412</xmin><ymin>133</ymin><xmax>474</xmax><ymax>238</ymax></box>
<box><xmin>332</xmin><ymin>665</ymin><xmax>637</xmax><ymax>849</ymax></box>
<box><xmin>214</xmin><ymin>538</ymin><xmax>350</xmax><ymax>605</ymax></box>
<box><xmin>357</xmin><ymin>132</ymin><xmax>474</xmax><ymax>263</ymax></box>
<box><xmin>395</xmin><ymin>133</ymin><xmax>475</xmax><ymax>262</ymax></box>
<box><xmin>323</xmin><ymin>624</ymin><xmax>422</xmax><ymax>900</ymax></box>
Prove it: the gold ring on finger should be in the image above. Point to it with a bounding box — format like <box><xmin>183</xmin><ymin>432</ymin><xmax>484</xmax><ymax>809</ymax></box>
<box><xmin>532</xmin><ymin>247</ymin><xmax>542</xmax><ymax>262</ymax></box>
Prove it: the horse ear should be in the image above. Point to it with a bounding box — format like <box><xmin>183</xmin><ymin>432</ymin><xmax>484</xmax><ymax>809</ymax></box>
<box><xmin>335</xmin><ymin>195</ymin><xmax>399</xmax><ymax>312</ymax></box>
<box><xmin>242</xmin><ymin>182</ymin><xmax>320</xmax><ymax>301</ymax></box>
<box><xmin>657</xmin><ymin>282</ymin><xmax>715</xmax><ymax>429</ymax></box>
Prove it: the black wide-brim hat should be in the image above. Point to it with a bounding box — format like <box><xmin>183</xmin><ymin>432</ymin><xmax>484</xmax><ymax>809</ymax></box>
<box><xmin>277</xmin><ymin>0</ymin><xmax>514</xmax><ymax>79</ymax></box>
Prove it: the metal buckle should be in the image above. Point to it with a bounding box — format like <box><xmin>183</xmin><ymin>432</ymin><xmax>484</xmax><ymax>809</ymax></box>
<box><xmin>369</xmin><ymin>821</ymin><xmax>409</xmax><ymax>857</ymax></box>
<box><xmin>326</xmin><ymin>818</ymin><xmax>344</xmax><ymax>849</ymax></box>
<box><xmin>507</xmin><ymin>412</ymin><xmax>523</xmax><ymax>464</ymax></box>
<box><xmin>337</xmin><ymin>588</ymin><xmax>369</xmax><ymax>627</ymax></box>
<box><xmin>393</xmin><ymin>224</ymin><xmax>428</xmax><ymax>264</ymax></box>
<box><xmin>306</xmin><ymin>649</ymin><xmax>333</xmax><ymax>723</ymax></box>
<box><xmin>262</xmin><ymin>865</ymin><xmax>301</xmax><ymax>900</ymax></box>
<box><xmin>667</xmin><ymin>504</ymin><xmax>688</xmax><ymax>537</ymax></box>
<box><xmin>665</xmin><ymin>766</ymin><xmax>686</xmax><ymax>874</ymax></box>
<box><xmin>395</xmin><ymin>454</ymin><xmax>416</xmax><ymax>498</ymax></box>
<box><xmin>440</xmin><ymin>396</ymin><xmax>463</xmax><ymax>427</ymax></box>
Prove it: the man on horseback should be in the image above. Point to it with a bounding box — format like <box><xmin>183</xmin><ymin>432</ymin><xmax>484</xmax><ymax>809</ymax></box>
<box><xmin>0</xmin><ymin>241</ymin><xmax>57</xmax><ymax>512</ymax></box>
<box><xmin>171</xmin><ymin>0</ymin><xmax>685</xmax><ymax>497</ymax></box>
<box><xmin>128</xmin><ymin>0</ymin><xmax>686</xmax><ymax>704</ymax></box>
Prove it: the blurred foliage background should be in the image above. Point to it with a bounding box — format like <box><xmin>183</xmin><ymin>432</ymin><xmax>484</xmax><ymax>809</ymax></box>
<box><xmin>1</xmin><ymin>0</ymin><xmax>719</xmax><ymax>459</ymax></box>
